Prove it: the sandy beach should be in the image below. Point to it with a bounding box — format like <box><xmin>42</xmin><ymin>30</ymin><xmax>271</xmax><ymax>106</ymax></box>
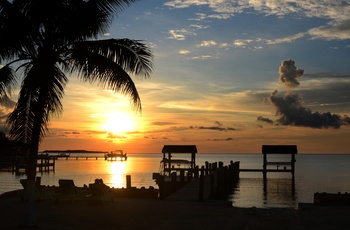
<box><xmin>1</xmin><ymin>189</ymin><xmax>350</xmax><ymax>230</ymax></box>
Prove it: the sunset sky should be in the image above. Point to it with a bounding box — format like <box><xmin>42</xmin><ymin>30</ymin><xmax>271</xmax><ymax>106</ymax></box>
<box><xmin>1</xmin><ymin>0</ymin><xmax>350</xmax><ymax>154</ymax></box>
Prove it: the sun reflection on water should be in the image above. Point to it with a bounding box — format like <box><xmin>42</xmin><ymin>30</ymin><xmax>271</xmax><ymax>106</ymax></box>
<box><xmin>109</xmin><ymin>161</ymin><xmax>126</xmax><ymax>188</ymax></box>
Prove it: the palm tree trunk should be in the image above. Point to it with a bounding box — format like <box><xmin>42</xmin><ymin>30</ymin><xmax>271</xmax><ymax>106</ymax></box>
<box><xmin>20</xmin><ymin>91</ymin><xmax>46</xmax><ymax>227</ymax></box>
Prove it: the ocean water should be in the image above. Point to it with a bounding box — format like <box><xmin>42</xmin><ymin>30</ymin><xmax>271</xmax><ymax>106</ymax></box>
<box><xmin>1</xmin><ymin>153</ymin><xmax>350</xmax><ymax>209</ymax></box>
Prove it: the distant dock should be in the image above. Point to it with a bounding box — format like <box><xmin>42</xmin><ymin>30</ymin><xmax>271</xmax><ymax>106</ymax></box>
<box><xmin>42</xmin><ymin>150</ymin><xmax>108</xmax><ymax>160</ymax></box>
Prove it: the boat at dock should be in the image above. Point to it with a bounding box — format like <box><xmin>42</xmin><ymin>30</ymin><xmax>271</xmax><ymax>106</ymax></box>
<box><xmin>153</xmin><ymin>145</ymin><xmax>197</xmax><ymax>198</ymax></box>
<box><xmin>105</xmin><ymin>150</ymin><xmax>127</xmax><ymax>161</ymax></box>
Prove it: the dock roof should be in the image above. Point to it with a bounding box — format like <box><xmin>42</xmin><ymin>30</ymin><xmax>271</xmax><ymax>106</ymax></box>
<box><xmin>162</xmin><ymin>145</ymin><xmax>197</xmax><ymax>154</ymax></box>
<box><xmin>262</xmin><ymin>145</ymin><xmax>298</xmax><ymax>154</ymax></box>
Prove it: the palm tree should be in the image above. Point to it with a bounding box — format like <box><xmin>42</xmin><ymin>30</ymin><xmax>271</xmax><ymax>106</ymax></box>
<box><xmin>0</xmin><ymin>0</ymin><xmax>153</xmax><ymax>226</ymax></box>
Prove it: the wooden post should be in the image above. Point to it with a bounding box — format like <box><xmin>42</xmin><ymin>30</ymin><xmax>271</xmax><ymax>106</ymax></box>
<box><xmin>194</xmin><ymin>166</ymin><xmax>199</xmax><ymax>179</ymax></box>
<box><xmin>198</xmin><ymin>174</ymin><xmax>204</xmax><ymax>201</ymax></box>
<box><xmin>210</xmin><ymin>173</ymin><xmax>215</xmax><ymax>199</ymax></box>
<box><xmin>216</xmin><ymin>169</ymin><xmax>224</xmax><ymax>199</ymax></box>
<box><xmin>36</xmin><ymin>177</ymin><xmax>41</xmax><ymax>187</ymax></box>
<box><xmin>158</xmin><ymin>175</ymin><xmax>165</xmax><ymax>199</ymax></box>
<box><xmin>171</xmin><ymin>172</ymin><xmax>177</xmax><ymax>183</ymax></box>
<box><xmin>205</xmin><ymin>161</ymin><xmax>209</xmax><ymax>175</ymax></box>
<box><xmin>126</xmin><ymin>175</ymin><xmax>131</xmax><ymax>189</ymax></box>
<box><xmin>234</xmin><ymin>161</ymin><xmax>240</xmax><ymax>180</ymax></box>
<box><xmin>52</xmin><ymin>157</ymin><xmax>55</xmax><ymax>172</ymax></box>
<box><xmin>200</xmin><ymin>165</ymin><xmax>205</xmax><ymax>177</ymax></box>
<box><xmin>180</xmin><ymin>169</ymin><xmax>185</xmax><ymax>182</ymax></box>
<box><xmin>40</xmin><ymin>158</ymin><xmax>43</xmax><ymax>173</ymax></box>
<box><xmin>291</xmin><ymin>153</ymin><xmax>296</xmax><ymax>179</ymax></box>
<box><xmin>213</xmin><ymin>162</ymin><xmax>217</xmax><ymax>170</ymax></box>
<box><xmin>187</xmin><ymin>169</ymin><xmax>192</xmax><ymax>181</ymax></box>
<box><xmin>263</xmin><ymin>152</ymin><xmax>267</xmax><ymax>180</ymax></box>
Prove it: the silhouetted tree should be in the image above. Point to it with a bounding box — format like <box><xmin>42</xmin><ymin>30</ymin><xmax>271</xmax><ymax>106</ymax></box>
<box><xmin>0</xmin><ymin>0</ymin><xmax>153</xmax><ymax>226</ymax></box>
<box><xmin>0</xmin><ymin>132</ymin><xmax>11</xmax><ymax>155</ymax></box>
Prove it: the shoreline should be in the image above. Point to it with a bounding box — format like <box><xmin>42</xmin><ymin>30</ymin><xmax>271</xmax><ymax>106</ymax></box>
<box><xmin>1</xmin><ymin>189</ymin><xmax>350</xmax><ymax>229</ymax></box>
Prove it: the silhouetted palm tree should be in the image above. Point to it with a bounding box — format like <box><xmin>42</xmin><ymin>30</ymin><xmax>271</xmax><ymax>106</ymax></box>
<box><xmin>0</xmin><ymin>0</ymin><xmax>153</xmax><ymax>226</ymax></box>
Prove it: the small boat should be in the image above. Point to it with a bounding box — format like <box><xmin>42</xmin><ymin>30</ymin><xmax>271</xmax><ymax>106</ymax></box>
<box><xmin>105</xmin><ymin>150</ymin><xmax>127</xmax><ymax>161</ymax></box>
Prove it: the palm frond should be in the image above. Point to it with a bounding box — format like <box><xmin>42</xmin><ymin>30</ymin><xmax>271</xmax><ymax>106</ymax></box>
<box><xmin>8</xmin><ymin>63</ymin><xmax>67</xmax><ymax>144</ymax></box>
<box><xmin>94</xmin><ymin>0</ymin><xmax>138</xmax><ymax>15</ymax></box>
<box><xmin>7</xmin><ymin>85</ymin><xmax>35</xmax><ymax>144</ymax></box>
<box><xmin>0</xmin><ymin>64</ymin><xmax>17</xmax><ymax>99</ymax></box>
<box><xmin>0</xmin><ymin>0</ymin><xmax>34</xmax><ymax>62</ymax></box>
<box><xmin>76</xmin><ymin>38</ymin><xmax>154</xmax><ymax>77</ymax></box>
<box><xmin>68</xmin><ymin>45</ymin><xmax>141</xmax><ymax>110</ymax></box>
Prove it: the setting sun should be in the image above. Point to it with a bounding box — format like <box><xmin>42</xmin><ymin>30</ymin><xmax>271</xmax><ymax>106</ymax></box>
<box><xmin>102</xmin><ymin>111</ymin><xmax>136</xmax><ymax>137</ymax></box>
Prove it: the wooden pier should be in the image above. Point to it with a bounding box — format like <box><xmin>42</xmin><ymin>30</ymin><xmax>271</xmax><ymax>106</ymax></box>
<box><xmin>155</xmin><ymin>144</ymin><xmax>298</xmax><ymax>201</ymax></box>
<box><xmin>158</xmin><ymin>160</ymin><xmax>240</xmax><ymax>201</ymax></box>
<box><xmin>12</xmin><ymin>155</ymin><xmax>56</xmax><ymax>174</ymax></box>
<box><xmin>239</xmin><ymin>145</ymin><xmax>298</xmax><ymax>180</ymax></box>
<box><xmin>55</xmin><ymin>155</ymin><xmax>104</xmax><ymax>160</ymax></box>
<box><xmin>153</xmin><ymin>145</ymin><xmax>240</xmax><ymax>200</ymax></box>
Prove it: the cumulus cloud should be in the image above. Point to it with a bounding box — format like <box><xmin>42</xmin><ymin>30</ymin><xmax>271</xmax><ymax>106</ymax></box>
<box><xmin>278</xmin><ymin>60</ymin><xmax>304</xmax><ymax>89</ymax></box>
<box><xmin>260</xmin><ymin>59</ymin><xmax>350</xmax><ymax>129</ymax></box>
<box><xmin>269</xmin><ymin>90</ymin><xmax>350</xmax><ymax>129</ymax></box>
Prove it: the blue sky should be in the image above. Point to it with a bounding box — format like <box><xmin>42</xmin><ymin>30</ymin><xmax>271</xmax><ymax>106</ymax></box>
<box><xmin>2</xmin><ymin>0</ymin><xmax>350</xmax><ymax>153</ymax></box>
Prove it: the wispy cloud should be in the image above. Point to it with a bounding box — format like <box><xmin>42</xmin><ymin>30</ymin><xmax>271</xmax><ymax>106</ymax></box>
<box><xmin>168</xmin><ymin>29</ymin><xmax>195</xmax><ymax>40</ymax></box>
<box><xmin>164</xmin><ymin>0</ymin><xmax>350</xmax><ymax>41</ymax></box>
<box><xmin>308</xmin><ymin>19</ymin><xmax>350</xmax><ymax>40</ymax></box>
<box><xmin>190</xmin><ymin>24</ymin><xmax>210</xmax><ymax>29</ymax></box>
<box><xmin>178</xmin><ymin>49</ymin><xmax>191</xmax><ymax>54</ymax></box>
<box><xmin>196</xmin><ymin>40</ymin><xmax>217</xmax><ymax>47</ymax></box>
<box><xmin>233</xmin><ymin>39</ymin><xmax>253</xmax><ymax>48</ymax></box>
<box><xmin>266</xmin><ymin>32</ymin><xmax>305</xmax><ymax>44</ymax></box>
<box><xmin>191</xmin><ymin>55</ymin><xmax>212</xmax><ymax>60</ymax></box>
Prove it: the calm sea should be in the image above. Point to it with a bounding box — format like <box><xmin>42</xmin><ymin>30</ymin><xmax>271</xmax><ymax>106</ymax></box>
<box><xmin>1</xmin><ymin>153</ymin><xmax>350</xmax><ymax>209</ymax></box>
